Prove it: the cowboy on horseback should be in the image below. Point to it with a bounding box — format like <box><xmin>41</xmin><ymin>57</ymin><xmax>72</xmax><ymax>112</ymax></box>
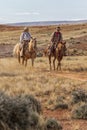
<box><xmin>50</xmin><ymin>26</ymin><xmax>63</xmax><ymax>54</ymax></box>
<box><xmin>20</xmin><ymin>27</ymin><xmax>32</xmax><ymax>57</ymax></box>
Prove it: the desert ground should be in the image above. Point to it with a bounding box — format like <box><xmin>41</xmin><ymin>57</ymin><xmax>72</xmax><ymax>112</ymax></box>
<box><xmin>0</xmin><ymin>23</ymin><xmax>87</xmax><ymax>130</ymax></box>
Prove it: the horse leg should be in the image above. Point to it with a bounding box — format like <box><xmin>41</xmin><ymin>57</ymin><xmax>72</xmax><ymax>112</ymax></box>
<box><xmin>18</xmin><ymin>53</ymin><xmax>20</xmax><ymax>63</ymax></box>
<box><xmin>49</xmin><ymin>55</ymin><xmax>52</xmax><ymax>70</ymax></box>
<box><xmin>31</xmin><ymin>58</ymin><xmax>34</xmax><ymax>67</ymax></box>
<box><xmin>59</xmin><ymin>62</ymin><xmax>61</xmax><ymax>70</ymax></box>
<box><xmin>57</xmin><ymin>61</ymin><xmax>61</xmax><ymax>71</ymax></box>
<box><xmin>53</xmin><ymin>57</ymin><xmax>56</xmax><ymax>70</ymax></box>
<box><xmin>25</xmin><ymin>59</ymin><xmax>27</xmax><ymax>67</ymax></box>
<box><xmin>22</xmin><ymin>57</ymin><xmax>24</xmax><ymax>65</ymax></box>
<box><xmin>57</xmin><ymin>61</ymin><xmax>59</xmax><ymax>70</ymax></box>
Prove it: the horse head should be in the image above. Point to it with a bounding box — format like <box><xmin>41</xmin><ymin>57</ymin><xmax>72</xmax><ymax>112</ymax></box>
<box><xmin>57</xmin><ymin>42</ymin><xmax>63</xmax><ymax>51</ymax></box>
<box><xmin>57</xmin><ymin>41</ymin><xmax>66</xmax><ymax>50</ymax></box>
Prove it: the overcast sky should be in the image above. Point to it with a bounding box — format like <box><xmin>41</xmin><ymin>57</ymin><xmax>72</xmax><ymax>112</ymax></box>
<box><xmin>0</xmin><ymin>0</ymin><xmax>87</xmax><ymax>23</ymax></box>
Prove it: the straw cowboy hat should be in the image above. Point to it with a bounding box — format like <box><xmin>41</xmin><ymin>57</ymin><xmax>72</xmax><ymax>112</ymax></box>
<box><xmin>24</xmin><ymin>27</ymin><xmax>29</xmax><ymax>32</ymax></box>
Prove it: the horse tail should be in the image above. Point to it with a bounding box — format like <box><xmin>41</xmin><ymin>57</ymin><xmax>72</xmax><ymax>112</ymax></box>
<box><xmin>13</xmin><ymin>43</ymin><xmax>20</xmax><ymax>57</ymax></box>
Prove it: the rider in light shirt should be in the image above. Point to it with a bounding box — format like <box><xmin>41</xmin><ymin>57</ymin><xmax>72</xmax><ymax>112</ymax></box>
<box><xmin>20</xmin><ymin>27</ymin><xmax>32</xmax><ymax>57</ymax></box>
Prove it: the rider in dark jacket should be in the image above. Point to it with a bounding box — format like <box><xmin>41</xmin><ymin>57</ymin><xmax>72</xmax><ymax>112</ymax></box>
<box><xmin>50</xmin><ymin>26</ymin><xmax>63</xmax><ymax>53</ymax></box>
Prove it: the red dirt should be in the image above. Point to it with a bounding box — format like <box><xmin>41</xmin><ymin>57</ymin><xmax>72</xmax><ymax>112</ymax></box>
<box><xmin>0</xmin><ymin>44</ymin><xmax>14</xmax><ymax>58</ymax></box>
<box><xmin>43</xmin><ymin>108</ymin><xmax>87</xmax><ymax>130</ymax></box>
<box><xmin>48</xmin><ymin>71</ymin><xmax>87</xmax><ymax>82</ymax></box>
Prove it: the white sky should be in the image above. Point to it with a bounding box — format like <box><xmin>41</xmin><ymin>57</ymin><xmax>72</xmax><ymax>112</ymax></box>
<box><xmin>0</xmin><ymin>0</ymin><xmax>87</xmax><ymax>23</ymax></box>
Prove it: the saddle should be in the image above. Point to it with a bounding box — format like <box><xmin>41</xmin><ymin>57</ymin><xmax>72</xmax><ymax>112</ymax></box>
<box><xmin>20</xmin><ymin>41</ymin><xmax>29</xmax><ymax>57</ymax></box>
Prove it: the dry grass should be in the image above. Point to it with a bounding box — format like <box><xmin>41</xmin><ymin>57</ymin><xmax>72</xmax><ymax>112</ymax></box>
<box><xmin>0</xmin><ymin>23</ymin><xmax>87</xmax><ymax>46</ymax></box>
<box><xmin>0</xmin><ymin>56</ymin><xmax>87</xmax><ymax>108</ymax></box>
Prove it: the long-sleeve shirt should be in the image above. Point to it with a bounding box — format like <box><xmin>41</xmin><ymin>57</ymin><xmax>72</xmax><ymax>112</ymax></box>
<box><xmin>51</xmin><ymin>31</ymin><xmax>63</xmax><ymax>44</ymax></box>
<box><xmin>20</xmin><ymin>32</ymin><xmax>31</xmax><ymax>43</ymax></box>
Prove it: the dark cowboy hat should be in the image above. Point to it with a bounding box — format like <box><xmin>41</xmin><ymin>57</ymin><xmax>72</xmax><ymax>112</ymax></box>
<box><xmin>57</xmin><ymin>26</ymin><xmax>61</xmax><ymax>30</ymax></box>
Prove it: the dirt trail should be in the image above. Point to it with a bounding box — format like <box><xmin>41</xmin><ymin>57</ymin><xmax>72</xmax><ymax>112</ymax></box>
<box><xmin>48</xmin><ymin>71</ymin><xmax>87</xmax><ymax>82</ymax></box>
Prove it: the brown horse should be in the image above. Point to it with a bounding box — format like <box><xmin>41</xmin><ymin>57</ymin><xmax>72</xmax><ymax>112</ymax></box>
<box><xmin>13</xmin><ymin>38</ymin><xmax>37</xmax><ymax>66</ymax></box>
<box><xmin>46</xmin><ymin>41</ymin><xmax>66</xmax><ymax>70</ymax></box>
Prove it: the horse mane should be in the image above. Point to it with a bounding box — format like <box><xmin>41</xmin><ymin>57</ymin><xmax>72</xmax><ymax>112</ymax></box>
<box><xmin>57</xmin><ymin>42</ymin><xmax>63</xmax><ymax>51</ymax></box>
<box><xmin>29</xmin><ymin>38</ymin><xmax>36</xmax><ymax>52</ymax></box>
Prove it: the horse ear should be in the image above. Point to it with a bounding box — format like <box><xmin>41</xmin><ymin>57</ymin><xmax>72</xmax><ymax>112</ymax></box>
<box><xmin>31</xmin><ymin>37</ymin><xmax>33</xmax><ymax>39</ymax></box>
<box><xmin>34</xmin><ymin>37</ymin><xmax>36</xmax><ymax>40</ymax></box>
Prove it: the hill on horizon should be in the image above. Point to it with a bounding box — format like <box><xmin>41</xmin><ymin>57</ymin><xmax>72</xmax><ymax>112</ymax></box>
<box><xmin>7</xmin><ymin>20</ymin><xmax>87</xmax><ymax>26</ymax></box>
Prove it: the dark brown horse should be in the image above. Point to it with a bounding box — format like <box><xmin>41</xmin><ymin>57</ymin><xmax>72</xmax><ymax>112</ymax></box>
<box><xmin>45</xmin><ymin>41</ymin><xmax>66</xmax><ymax>70</ymax></box>
<box><xmin>13</xmin><ymin>38</ymin><xmax>37</xmax><ymax>67</ymax></box>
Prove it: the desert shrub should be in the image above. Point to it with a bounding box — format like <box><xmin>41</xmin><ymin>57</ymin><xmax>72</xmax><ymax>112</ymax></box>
<box><xmin>0</xmin><ymin>121</ymin><xmax>11</xmax><ymax>130</ymax></box>
<box><xmin>0</xmin><ymin>92</ymin><xmax>63</xmax><ymax>130</ymax></box>
<box><xmin>44</xmin><ymin>118</ymin><xmax>62</xmax><ymax>130</ymax></box>
<box><xmin>70</xmin><ymin>37</ymin><xmax>74</xmax><ymax>40</ymax></box>
<box><xmin>0</xmin><ymin>92</ymin><xmax>12</xmax><ymax>128</ymax></box>
<box><xmin>76</xmin><ymin>41</ymin><xmax>81</xmax><ymax>44</ymax></box>
<box><xmin>0</xmin><ymin>92</ymin><xmax>42</xmax><ymax>130</ymax></box>
<box><xmin>54</xmin><ymin>103</ymin><xmax>68</xmax><ymax>110</ymax></box>
<box><xmin>37</xmin><ymin>52</ymin><xmax>43</xmax><ymax>57</ymax></box>
<box><xmin>72</xmin><ymin>103</ymin><xmax>87</xmax><ymax>119</ymax></box>
<box><xmin>28</xmin><ymin>112</ymin><xmax>44</xmax><ymax>130</ymax></box>
<box><xmin>54</xmin><ymin>96</ymin><xmax>68</xmax><ymax>110</ymax></box>
<box><xmin>81</xmin><ymin>31</ymin><xmax>87</xmax><ymax>34</ymax></box>
<box><xmin>71</xmin><ymin>89</ymin><xmax>87</xmax><ymax>104</ymax></box>
<box><xmin>19</xmin><ymin>94</ymin><xmax>42</xmax><ymax>114</ymax></box>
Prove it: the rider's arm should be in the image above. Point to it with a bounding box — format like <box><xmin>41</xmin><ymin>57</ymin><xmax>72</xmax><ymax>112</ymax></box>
<box><xmin>51</xmin><ymin>32</ymin><xmax>55</xmax><ymax>43</ymax></box>
<box><xmin>20</xmin><ymin>32</ymin><xmax>24</xmax><ymax>43</ymax></box>
<box><xmin>27</xmin><ymin>32</ymin><xmax>32</xmax><ymax>41</ymax></box>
